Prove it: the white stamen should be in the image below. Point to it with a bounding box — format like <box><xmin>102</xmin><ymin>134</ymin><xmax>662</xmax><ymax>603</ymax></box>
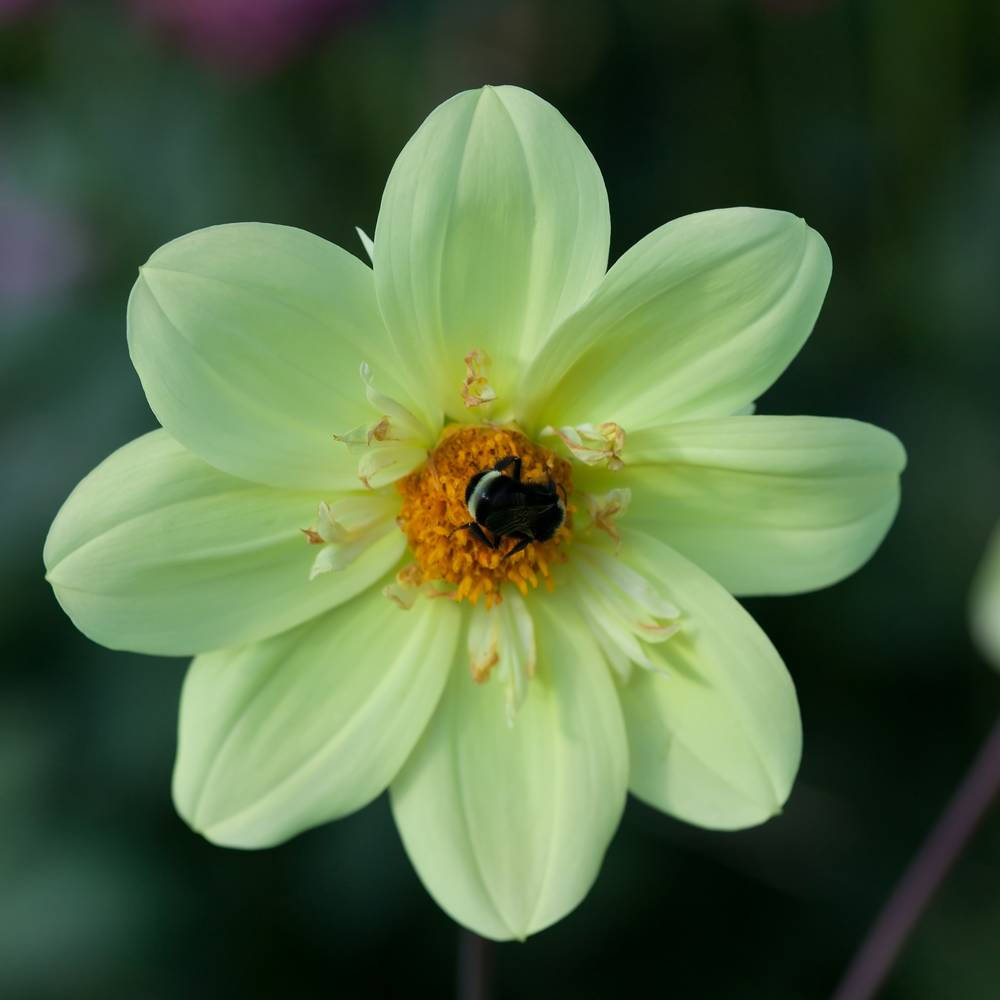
<box><xmin>357</xmin><ymin>443</ymin><xmax>426</xmax><ymax>490</ymax></box>
<box><xmin>582</xmin><ymin>488</ymin><xmax>632</xmax><ymax>549</ymax></box>
<box><xmin>576</xmin><ymin>582</ymin><xmax>652</xmax><ymax>669</ymax></box>
<box><xmin>305</xmin><ymin>496</ymin><xmax>397</xmax><ymax>580</ymax></box>
<box><xmin>540</xmin><ymin>422</ymin><xmax>625</xmax><ymax>470</ymax></box>
<box><xmin>332</xmin><ymin>423</ymin><xmax>374</xmax><ymax>453</ymax></box>
<box><xmin>382</xmin><ymin>575</ymin><xmax>421</xmax><ymax>609</ymax></box>
<box><xmin>333</xmin><ymin>363</ymin><xmax>429</xmax><ymax>488</ymax></box>
<box><xmin>359</xmin><ymin>363</ymin><xmax>425</xmax><ymax>440</ymax></box>
<box><xmin>577</xmin><ymin>544</ymin><xmax>680</xmax><ymax>620</ymax></box>
<box><xmin>499</xmin><ymin>591</ymin><xmax>535</xmax><ymax>723</ymax></box>
<box><xmin>310</xmin><ymin>538</ymin><xmax>382</xmax><ymax>579</ymax></box>
<box><xmin>467</xmin><ymin>602</ymin><xmax>501</xmax><ymax>683</ymax></box>
<box><xmin>590</xmin><ymin>619</ymin><xmax>634</xmax><ymax>681</ymax></box>
<box><xmin>466</xmin><ymin>591</ymin><xmax>536</xmax><ymax>724</ymax></box>
<box><xmin>573</xmin><ymin>542</ymin><xmax>682</xmax><ymax>680</ymax></box>
<box><xmin>381</xmin><ymin>565</ymin><xmax>448</xmax><ymax>609</ymax></box>
<box><xmin>460</xmin><ymin>349</ymin><xmax>497</xmax><ymax>409</ymax></box>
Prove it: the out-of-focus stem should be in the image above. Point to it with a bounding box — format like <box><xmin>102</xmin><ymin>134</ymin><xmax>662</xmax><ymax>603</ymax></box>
<box><xmin>457</xmin><ymin>929</ymin><xmax>492</xmax><ymax>1000</ymax></box>
<box><xmin>833</xmin><ymin>717</ymin><xmax>1000</xmax><ymax>1000</ymax></box>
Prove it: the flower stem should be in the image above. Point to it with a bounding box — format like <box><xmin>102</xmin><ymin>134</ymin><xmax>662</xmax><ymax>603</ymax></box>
<box><xmin>457</xmin><ymin>929</ymin><xmax>493</xmax><ymax>1000</ymax></box>
<box><xmin>833</xmin><ymin>716</ymin><xmax>1000</xmax><ymax>1000</ymax></box>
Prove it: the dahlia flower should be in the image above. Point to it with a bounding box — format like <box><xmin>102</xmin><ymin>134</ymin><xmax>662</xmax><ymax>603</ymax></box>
<box><xmin>44</xmin><ymin>85</ymin><xmax>905</xmax><ymax>940</ymax></box>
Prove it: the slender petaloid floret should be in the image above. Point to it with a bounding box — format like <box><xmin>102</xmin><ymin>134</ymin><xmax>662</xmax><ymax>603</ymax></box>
<box><xmin>43</xmin><ymin>84</ymin><xmax>906</xmax><ymax>942</ymax></box>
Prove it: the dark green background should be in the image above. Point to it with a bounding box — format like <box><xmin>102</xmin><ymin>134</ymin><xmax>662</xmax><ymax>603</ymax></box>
<box><xmin>3</xmin><ymin>1</ymin><xmax>999</xmax><ymax>997</ymax></box>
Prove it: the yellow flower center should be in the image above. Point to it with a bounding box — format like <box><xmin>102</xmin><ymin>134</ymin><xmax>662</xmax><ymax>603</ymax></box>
<box><xmin>396</xmin><ymin>425</ymin><xmax>574</xmax><ymax>607</ymax></box>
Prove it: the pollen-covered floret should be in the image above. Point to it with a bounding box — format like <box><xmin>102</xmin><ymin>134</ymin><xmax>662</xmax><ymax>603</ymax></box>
<box><xmin>396</xmin><ymin>425</ymin><xmax>573</xmax><ymax>606</ymax></box>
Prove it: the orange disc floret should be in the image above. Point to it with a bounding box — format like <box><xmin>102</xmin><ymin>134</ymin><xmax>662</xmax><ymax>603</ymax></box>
<box><xmin>396</xmin><ymin>425</ymin><xmax>573</xmax><ymax>607</ymax></box>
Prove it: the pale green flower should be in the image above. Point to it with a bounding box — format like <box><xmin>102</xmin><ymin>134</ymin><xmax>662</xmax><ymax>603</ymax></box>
<box><xmin>971</xmin><ymin>522</ymin><xmax>1000</xmax><ymax>668</ymax></box>
<box><xmin>44</xmin><ymin>85</ymin><xmax>906</xmax><ymax>941</ymax></box>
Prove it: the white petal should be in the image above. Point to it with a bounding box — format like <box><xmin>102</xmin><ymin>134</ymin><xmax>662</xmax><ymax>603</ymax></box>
<box><xmin>521</xmin><ymin>208</ymin><xmax>831</xmax><ymax>431</ymax></box>
<box><xmin>595</xmin><ymin>415</ymin><xmax>905</xmax><ymax>595</ymax></box>
<box><xmin>615</xmin><ymin>531</ymin><xmax>801</xmax><ymax>830</ymax></box>
<box><xmin>128</xmin><ymin>222</ymin><xmax>428</xmax><ymax>490</ymax></box>
<box><xmin>43</xmin><ymin>431</ymin><xmax>404</xmax><ymax>655</ymax></box>
<box><xmin>390</xmin><ymin>595</ymin><xmax>627</xmax><ymax>940</ymax></box>
<box><xmin>173</xmin><ymin>588</ymin><xmax>461</xmax><ymax>848</ymax></box>
<box><xmin>374</xmin><ymin>85</ymin><xmax>610</xmax><ymax>422</ymax></box>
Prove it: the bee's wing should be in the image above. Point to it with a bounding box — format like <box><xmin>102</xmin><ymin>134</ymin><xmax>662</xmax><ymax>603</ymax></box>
<box><xmin>483</xmin><ymin>494</ymin><xmax>558</xmax><ymax>537</ymax></box>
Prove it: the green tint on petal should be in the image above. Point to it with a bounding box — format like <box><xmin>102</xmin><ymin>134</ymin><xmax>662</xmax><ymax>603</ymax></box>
<box><xmin>616</xmin><ymin>531</ymin><xmax>801</xmax><ymax>829</ymax></box>
<box><xmin>173</xmin><ymin>588</ymin><xmax>461</xmax><ymax>848</ymax></box>
<box><xmin>522</xmin><ymin>209</ymin><xmax>831</xmax><ymax>432</ymax></box>
<box><xmin>43</xmin><ymin>431</ymin><xmax>404</xmax><ymax>655</ymax></box>
<box><xmin>971</xmin><ymin>521</ymin><xmax>1000</xmax><ymax>669</ymax></box>
<box><xmin>597</xmin><ymin>415</ymin><xmax>906</xmax><ymax>596</ymax></box>
<box><xmin>374</xmin><ymin>85</ymin><xmax>610</xmax><ymax>422</ymax></box>
<box><xmin>390</xmin><ymin>595</ymin><xmax>627</xmax><ymax>940</ymax></box>
<box><xmin>129</xmin><ymin>222</ymin><xmax>425</xmax><ymax>491</ymax></box>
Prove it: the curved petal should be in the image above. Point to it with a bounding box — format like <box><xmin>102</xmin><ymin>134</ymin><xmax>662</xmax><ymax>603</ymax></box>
<box><xmin>173</xmin><ymin>587</ymin><xmax>462</xmax><ymax>848</ymax></box>
<box><xmin>590</xmin><ymin>415</ymin><xmax>906</xmax><ymax>596</ymax></box>
<box><xmin>374</xmin><ymin>85</ymin><xmax>610</xmax><ymax>422</ymax></box>
<box><xmin>128</xmin><ymin>222</ymin><xmax>427</xmax><ymax>491</ymax></box>
<box><xmin>390</xmin><ymin>595</ymin><xmax>627</xmax><ymax>940</ymax></box>
<box><xmin>971</xmin><ymin>520</ymin><xmax>1000</xmax><ymax>669</ymax></box>
<box><xmin>521</xmin><ymin>208</ymin><xmax>831</xmax><ymax>431</ymax></box>
<box><xmin>615</xmin><ymin>531</ymin><xmax>801</xmax><ymax>830</ymax></box>
<box><xmin>43</xmin><ymin>431</ymin><xmax>405</xmax><ymax>655</ymax></box>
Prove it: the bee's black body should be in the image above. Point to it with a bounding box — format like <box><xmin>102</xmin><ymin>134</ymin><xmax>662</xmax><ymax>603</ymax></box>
<box><xmin>456</xmin><ymin>456</ymin><xmax>565</xmax><ymax>558</ymax></box>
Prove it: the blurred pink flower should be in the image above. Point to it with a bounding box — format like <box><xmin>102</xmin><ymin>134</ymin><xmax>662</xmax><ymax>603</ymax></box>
<box><xmin>0</xmin><ymin>0</ymin><xmax>41</xmax><ymax>21</ymax></box>
<box><xmin>132</xmin><ymin>0</ymin><xmax>366</xmax><ymax>75</ymax></box>
<box><xmin>0</xmin><ymin>181</ymin><xmax>89</xmax><ymax>308</ymax></box>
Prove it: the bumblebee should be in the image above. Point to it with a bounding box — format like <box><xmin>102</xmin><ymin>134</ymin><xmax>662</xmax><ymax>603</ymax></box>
<box><xmin>455</xmin><ymin>455</ymin><xmax>566</xmax><ymax>558</ymax></box>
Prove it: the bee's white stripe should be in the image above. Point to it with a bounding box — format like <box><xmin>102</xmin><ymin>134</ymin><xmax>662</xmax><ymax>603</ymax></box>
<box><xmin>467</xmin><ymin>470</ymin><xmax>501</xmax><ymax>520</ymax></box>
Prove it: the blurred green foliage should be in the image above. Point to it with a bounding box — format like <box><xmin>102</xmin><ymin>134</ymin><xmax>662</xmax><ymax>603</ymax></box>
<box><xmin>2</xmin><ymin>1</ymin><xmax>999</xmax><ymax>997</ymax></box>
